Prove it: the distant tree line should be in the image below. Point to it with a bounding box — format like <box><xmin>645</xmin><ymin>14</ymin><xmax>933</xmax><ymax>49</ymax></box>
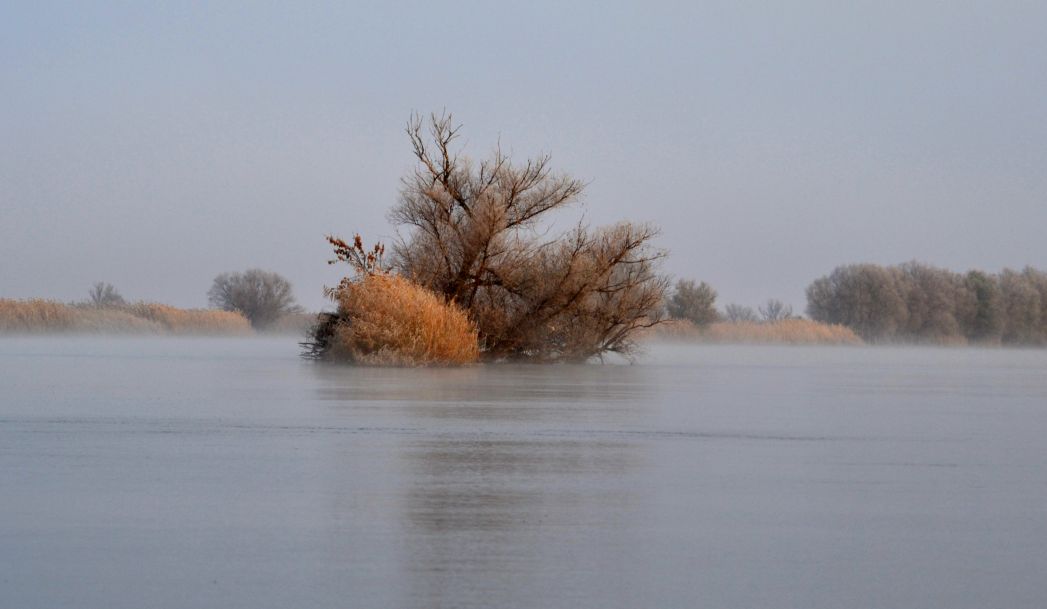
<box><xmin>665</xmin><ymin>279</ymin><xmax>795</xmax><ymax>326</ymax></box>
<box><xmin>806</xmin><ymin>263</ymin><xmax>1047</xmax><ymax>344</ymax></box>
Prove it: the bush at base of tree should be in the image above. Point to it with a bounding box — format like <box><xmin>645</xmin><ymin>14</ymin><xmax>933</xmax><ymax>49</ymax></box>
<box><xmin>318</xmin><ymin>273</ymin><xmax>479</xmax><ymax>366</ymax></box>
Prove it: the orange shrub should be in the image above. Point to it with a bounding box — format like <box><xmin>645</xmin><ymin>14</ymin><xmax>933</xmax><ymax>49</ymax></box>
<box><xmin>328</xmin><ymin>274</ymin><xmax>479</xmax><ymax>366</ymax></box>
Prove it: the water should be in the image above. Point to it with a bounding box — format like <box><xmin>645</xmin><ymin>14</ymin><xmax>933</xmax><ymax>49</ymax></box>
<box><xmin>2</xmin><ymin>337</ymin><xmax>1046</xmax><ymax>608</ymax></box>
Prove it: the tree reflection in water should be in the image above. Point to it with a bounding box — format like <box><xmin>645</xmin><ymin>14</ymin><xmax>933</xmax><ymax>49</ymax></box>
<box><xmin>313</xmin><ymin>362</ymin><xmax>653</xmax><ymax>608</ymax></box>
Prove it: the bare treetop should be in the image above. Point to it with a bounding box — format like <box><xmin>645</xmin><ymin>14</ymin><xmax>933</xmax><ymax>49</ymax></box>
<box><xmin>88</xmin><ymin>282</ymin><xmax>125</xmax><ymax>308</ymax></box>
<box><xmin>759</xmin><ymin>299</ymin><xmax>793</xmax><ymax>322</ymax></box>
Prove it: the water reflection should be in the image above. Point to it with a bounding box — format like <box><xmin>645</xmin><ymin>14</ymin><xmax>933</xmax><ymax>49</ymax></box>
<box><xmin>313</xmin><ymin>363</ymin><xmax>652</xmax><ymax>608</ymax></box>
<box><xmin>401</xmin><ymin>436</ymin><xmax>643</xmax><ymax>608</ymax></box>
<box><xmin>404</xmin><ymin>439</ymin><xmax>639</xmax><ymax>533</ymax></box>
<box><xmin>311</xmin><ymin>362</ymin><xmax>656</xmax><ymax>407</ymax></box>
<box><xmin>9</xmin><ymin>340</ymin><xmax>1047</xmax><ymax>608</ymax></box>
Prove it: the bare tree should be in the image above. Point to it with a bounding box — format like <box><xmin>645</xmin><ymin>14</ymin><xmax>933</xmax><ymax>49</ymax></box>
<box><xmin>723</xmin><ymin>303</ymin><xmax>759</xmax><ymax>323</ymax></box>
<box><xmin>666</xmin><ymin>279</ymin><xmax>718</xmax><ymax>326</ymax></box>
<box><xmin>208</xmin><ymin>269</ymin><xmax>302</xmax><ymax>330</ymax></box>
<box><xmin>88</xmin><ymin>282</ymin><xmax>125</xmax><ymax>308</ymax></box>
<box><xmin>323</xmin><ymin>112</ymin><xmax>667</xmax><ymax>362</ymax></box>
<box><xmin>758</xmin><ymin>299</ymin><xmax>793</xmax><ymax>322</ymax></box>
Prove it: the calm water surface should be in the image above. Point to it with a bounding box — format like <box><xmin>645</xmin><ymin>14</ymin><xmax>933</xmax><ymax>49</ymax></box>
<box><xmin>2</xmin><ymin>337</ymin><xmax>1046</xmax><ymax>608</ymax></box>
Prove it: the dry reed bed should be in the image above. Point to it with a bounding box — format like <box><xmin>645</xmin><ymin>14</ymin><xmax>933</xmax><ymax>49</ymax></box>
<box><xmin>0</xmin><ymin>299</ymin><xmax>252</xmax><ymax>335</ymax></box>
<box><xmin>328</xmin><ymin>274</ymin><xmax>479</xmax><ymax>366</ymax></box>
<box><xmin>645</xmin><ymin>318</ymin><xmax>862</xmax><ymax>346</ymax></box>
<box><xmin>265</xmin><ymin>311</ymin><xmax>318</xmax><ymax>335</ymax></box>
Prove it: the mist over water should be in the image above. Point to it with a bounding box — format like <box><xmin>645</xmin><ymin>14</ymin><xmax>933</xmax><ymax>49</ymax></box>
<box><xmin>2</xmin><ymin>338</ymin><xmax>1047</xmax><ymax>608</ymax></box>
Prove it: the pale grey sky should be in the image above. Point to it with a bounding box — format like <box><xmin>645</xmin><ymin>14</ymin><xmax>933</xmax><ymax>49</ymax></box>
<box><xmin>2</xmin><ymin>1</ymin><xmax>1045</xmax><ymax>311</ymax></box>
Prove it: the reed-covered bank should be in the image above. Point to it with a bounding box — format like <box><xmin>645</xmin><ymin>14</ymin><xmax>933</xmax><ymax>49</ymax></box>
<box><xmin>644</xmin><ymin>318</ymin><xmax>862</xmax><ymax>346</ymax></box>
<box><xmin>0</xmin><ymin>299</ymin><xmax>252</xmax><ymax>335</ymax></box>
<box><xmin>702</xmin><ymin>319</ymin><xmax>862</xmax><ymax>345</ymax></box>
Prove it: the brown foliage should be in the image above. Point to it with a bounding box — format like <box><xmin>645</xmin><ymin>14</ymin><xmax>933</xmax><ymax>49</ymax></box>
<box><xmin>386</xmin><ymin>112</ymin><xmax>666</xmax><ymax>361</ymax></box>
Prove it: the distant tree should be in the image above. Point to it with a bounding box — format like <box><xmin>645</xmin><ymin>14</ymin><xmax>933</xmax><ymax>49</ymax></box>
<box><xmin>806</xmin><ymin>264</ymin><xmax>908</xmax><ymax>340</ymax></box>
<box><xmin>998</xmin><ymin>268</ymin><xmax>1043</xmax><ymax>344</ymax></box>
<box><xmin>1022</xmin><ymin>267</ymin><xmax>1047</xmax><ymax>343</ymax></box>
<box><xmin>208</xmin><ymin>269</ymin><xmax>302</xmax><ymax>330</ymax></box>
<box><xmin>895</xmin><ymin>262</ymin><xmax>968</xmax><ymax>341</ymax></box>
<box><xmin>963</xmin><ymin>270</ymin><xmax>1002</xmax><ymax>342</ymax></box>
<box><xmin>88</xmin><ymin>282</ymin><xmax>125</xmax><ymax>308</ymax></box>
<box><xmin>666</xmin><ymin>279</ymin><xmax>718</xmax><ymax>327</ymax></box>
<box><xmin>758</xmin><ymin>299</ymin><xmax>793</xmax><ymax>322</ymax></box>
<box><xmin>723</xmin><ymin>303</ymin><xmax>759</xmax><ymax>323</ymax></box>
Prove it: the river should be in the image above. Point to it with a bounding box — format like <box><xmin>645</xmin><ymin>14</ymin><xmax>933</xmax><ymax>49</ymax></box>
<box><xmin>2</xmin><ymin>337</ymin><xmax>1045</xmax><ymax>608</ymax></box>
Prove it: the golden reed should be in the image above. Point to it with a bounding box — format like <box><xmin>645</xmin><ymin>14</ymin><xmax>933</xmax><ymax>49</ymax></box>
<box><xmin>0</xmin><ymin>299</ymin><xmax>251</xmax><ymax>335</ymax></box>
<box><xmin>645</xmin><ymin>318</ymin><xmax>862</xmax><ymax>346</ymax></box>
<box><xmin>328</xmin><ymin>274</ymin><xmax>479</xmax><ymax>365</ymax></box>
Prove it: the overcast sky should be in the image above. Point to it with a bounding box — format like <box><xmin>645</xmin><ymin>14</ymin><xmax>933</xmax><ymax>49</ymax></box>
<box><xmin>2</xmin><ymin>1</ymin><xmax>1045</xmax><ymax>311</ymax></box>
